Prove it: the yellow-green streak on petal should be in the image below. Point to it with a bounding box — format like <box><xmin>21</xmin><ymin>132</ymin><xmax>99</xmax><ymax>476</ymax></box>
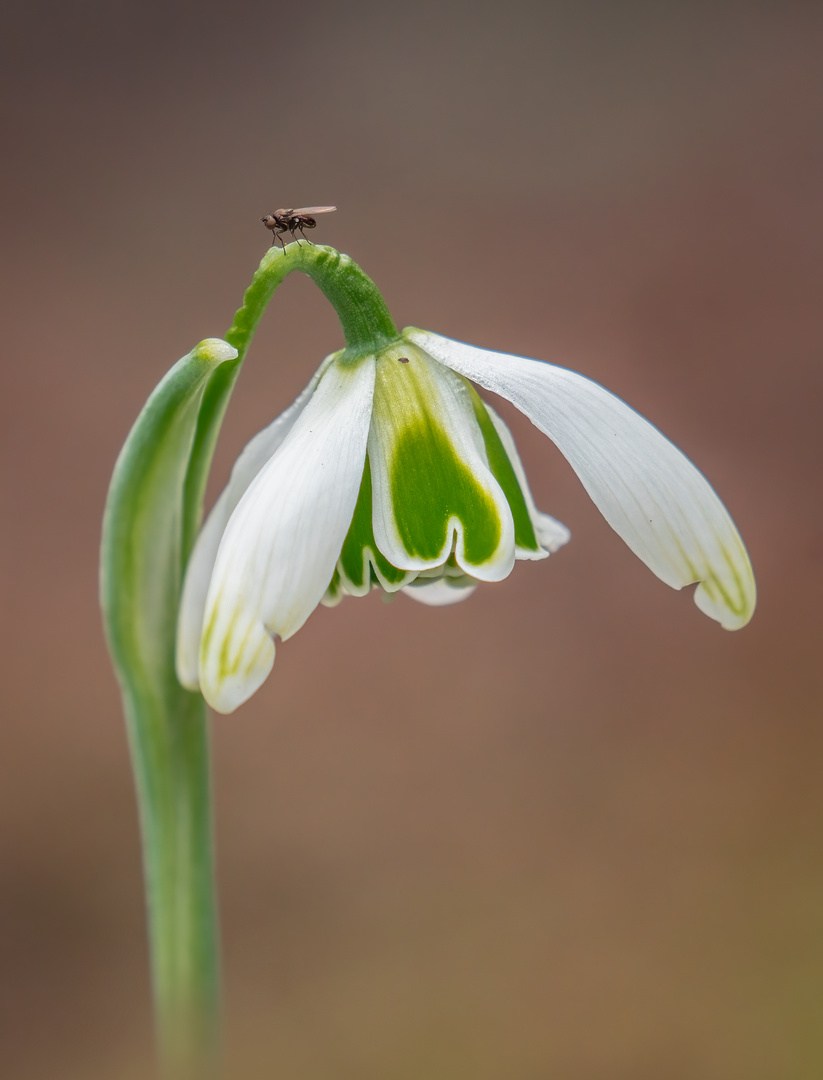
<box><xmin>217</xmin><ymin>614</ymin><xmax>244</xmax><ymax>682</ymax></box>
<box><xmin>242</xmin><ymin>634</ymin><xmax>270</xmax><ymax>680</ymax></box>
<box><xmin>200</xmin><ymin>591</ymin><xmax>221</xmax><ymax>662</ymax></box>
<box><xmin>200</xmin><ymin>590</ymin><xmax>250</xmax><ymax>684</ymax></box>
<box><xmin>675</xmin><ymin>536</ymin><xmax>754</xmax><ymax>621</ymax></box>
<box><xmin>466</xmin><ymin>386</ymin><xmax>541</xmax><ymax>553</ymax></box>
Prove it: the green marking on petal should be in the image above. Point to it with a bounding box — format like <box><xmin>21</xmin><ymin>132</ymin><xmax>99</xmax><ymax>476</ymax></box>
<box><xmin>217</xmin><ymin>610</ymin><xmax>250</xmax><ymax>683</ymax></box>
<box><xmin>370</xmin><ymin>344</ymin><xmax>510</xmax><ymax>570</ymax></box>
<box><xmin>390</xmin><ymin>413</ymin><xmax>501</xmax><ymax>564</ymax></box>
<box><xmin>200</xmin><ymin>589</ymin><xmax>247</xmax><ymax>685</ymax></box>
<box><xmin>339</xmin><ymin>457</ymin><xmax>411</xmax><ymax>589</ymax></box>
<box><xmin>242</xmin><ymin>634</ymin><xmax>270</xmax><ymax>681</ymax></box>
<box><xmin>200</xmin><ymin>588</ymin><xmax>221</xmax><ymax>660</ymax></box>
<box><xmin>466</xmin><ymin>387</ymin><xmax>541</xmax><ymax>553</ymax></box>
<box><xmin>217</xmin><ymin>619</ymin><xmax>235</xmax><ymax>683</ymax></box>
<box><xmin>675</xmin><ymin>536</ymin><xmax>753</xmax><ymax>621</ymax></box>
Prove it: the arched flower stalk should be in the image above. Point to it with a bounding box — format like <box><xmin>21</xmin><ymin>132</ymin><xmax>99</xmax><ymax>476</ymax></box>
<box><xmin>101</xmin><ymin>241</ymin><xmax>755</xmax><ymax>1075</ymax></box>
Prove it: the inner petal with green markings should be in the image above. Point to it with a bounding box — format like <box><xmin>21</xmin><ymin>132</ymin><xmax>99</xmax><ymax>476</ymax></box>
<box><xmin>365</xmin><ymin>344</ymin><xmax>517</xmax><ymax>582</ymax></box>
<box><xmin>319</xmin><ymin>340</ymin><xmax>569</xmax><ymax>608</ymax></box>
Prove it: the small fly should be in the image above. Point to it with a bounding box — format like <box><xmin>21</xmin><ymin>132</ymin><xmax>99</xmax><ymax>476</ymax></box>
<box><xmin>261</xmin><ymin>206</ymin><xmax>337</xmax><ymax>250</ymax></box>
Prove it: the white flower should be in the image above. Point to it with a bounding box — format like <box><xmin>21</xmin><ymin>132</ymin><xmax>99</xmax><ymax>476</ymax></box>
<box><xmin>176</xmin><ymin>330</ymin><xmax>755</xmax><ymax>713</ymax></box>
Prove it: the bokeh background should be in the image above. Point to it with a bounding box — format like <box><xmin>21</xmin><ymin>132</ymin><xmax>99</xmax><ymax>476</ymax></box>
<box><xmin>2</xmin><ymin>2</ymin><xmax>822</xmax><ymax>1077</ymax></box>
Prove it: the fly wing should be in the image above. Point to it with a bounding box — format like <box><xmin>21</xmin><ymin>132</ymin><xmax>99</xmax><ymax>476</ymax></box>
<box><xmin>292</xmin><ymin>206</ymin><xmax>337</xmax><ymax>215</ymax></box>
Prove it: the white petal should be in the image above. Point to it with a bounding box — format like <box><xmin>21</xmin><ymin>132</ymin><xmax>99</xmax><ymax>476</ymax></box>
<box><xmin>412</xmin><ymin>330</ymin><xmax>755</xmax><ymax>629</ymax></box>
<box><xmin>482</xmin><ymin>401</ymin><xmax>571</xmax><ymax>559</ymax></box>
<box><xmin>401</xmin><ymin>577</ymin><xmax>478</xmax><ymax>606</ymax></box>
<box><xmin>198</xmin><ymin>357</ymin><xmax>376</xmax><ymax>712</ymax></box>
<box><xmin>176</xmin><ymin>355</ymin><xmax>334</xmax><ymax>690</ymax></box>
<box><xmin>368</xmin><ymin>346</ymin><xmax>515</xmax><ymax>582</ymax></box>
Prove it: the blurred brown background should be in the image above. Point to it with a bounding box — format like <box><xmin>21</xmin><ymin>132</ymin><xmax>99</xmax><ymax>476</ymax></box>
<box><xmin>2</xmin><ymin>1</ymin><xmax>822</xmax><ymax>1077</ymax></box>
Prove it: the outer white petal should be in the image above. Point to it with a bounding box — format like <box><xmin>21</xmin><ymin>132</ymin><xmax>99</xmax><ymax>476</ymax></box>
<box><xmin>176</xmin><ymin>355</ymin><xmax>334</xmax><ymax>690</ymax></box>
<box><xmin>482</xmin><ymin>401</ymin><xmax>571</xmax><ymax>558</ymax></box>
<box><xmin>198</xmin><ymin>357</ymin><xmax>376</xmax><ymax>713</ymax></box>
<box><xmin>411</xmin><ymin>330</ymin><xmax>755</xmax><ymax>629</ymax></box>
<box><xmin>402</xmin><ymin>577</ymin><xmax>478</xmax><ymax>606</ymax></box>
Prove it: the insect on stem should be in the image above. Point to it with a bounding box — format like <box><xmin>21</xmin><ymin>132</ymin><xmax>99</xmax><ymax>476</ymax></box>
<box><xmin>260</xmin><ymin>206</ymin><xmax>337</xmax><ymax>250</ymax></box>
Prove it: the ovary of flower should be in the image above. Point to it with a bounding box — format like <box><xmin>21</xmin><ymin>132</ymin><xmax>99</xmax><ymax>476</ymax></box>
<box><xmin>176</xmin><ymin>331</ymin><xmax>755</xmax><ymax>714</ymax></box>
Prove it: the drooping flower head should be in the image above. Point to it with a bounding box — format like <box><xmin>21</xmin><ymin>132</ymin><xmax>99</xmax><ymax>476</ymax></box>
<box><xmin>175</xmin><ymin>249</ymin><xmax>755</xmax><ymax>714</ymax></box>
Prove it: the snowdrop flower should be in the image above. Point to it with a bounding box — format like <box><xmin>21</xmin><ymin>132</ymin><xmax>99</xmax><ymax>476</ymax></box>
<box><xmin>101</xmin><ymin>243</ymin><xmax>758</xmax><ymax>1078</ymax></box>
<box><xmin>176</xmin><ymin>328</ymin><xmax>755</xmax><ymax>714</ymax></box>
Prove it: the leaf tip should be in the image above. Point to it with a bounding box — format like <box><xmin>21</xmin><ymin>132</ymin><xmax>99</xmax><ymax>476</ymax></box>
<box><xmin>193</xmin><ymin>338</ymin><xmax>239</xmax><ymax>366</ymax></box>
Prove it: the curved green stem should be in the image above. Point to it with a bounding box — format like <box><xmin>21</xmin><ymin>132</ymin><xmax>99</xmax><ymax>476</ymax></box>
<box><xmin>226</xmin><ymin>242</ymin><xmax>399</xmax><ymax>362</ymax></box>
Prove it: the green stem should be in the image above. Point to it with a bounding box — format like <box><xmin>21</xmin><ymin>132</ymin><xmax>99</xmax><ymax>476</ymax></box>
<box><xmin>125</xmin><ymin>688</ymin><xmax>218</xmax><ymax>1078</ymax></box>
<box><xmin>225</xmin><ymin>242</ymin><xmax>399</xmax><ymax>362</ymax></box>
